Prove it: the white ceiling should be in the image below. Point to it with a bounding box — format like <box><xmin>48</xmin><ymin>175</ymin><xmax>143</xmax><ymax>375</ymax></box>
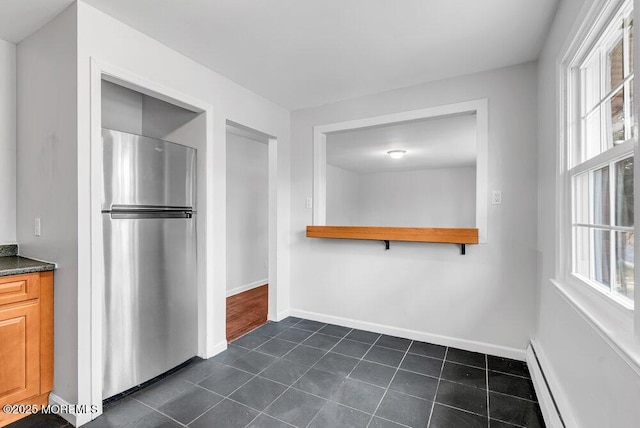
<box><xmin>1</xmin><ymin>0</ymin><xmax>559</xmax><ymax>110</ymax></box>
<box><xmin>0</xmin><ymin>0</ymin><xmax>74</xmax><ymax>43</ymax></box>
<box><xmin>326</xmin><ymin>113</ymin><xmax>477</xmax><ymax>174</ymax></box>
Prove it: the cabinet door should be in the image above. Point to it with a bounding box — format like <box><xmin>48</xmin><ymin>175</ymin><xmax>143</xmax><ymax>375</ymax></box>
<box><xmin>0</xmin><ymin>301</ymin><xmax>40</xmax><ymax>405</ymax></box>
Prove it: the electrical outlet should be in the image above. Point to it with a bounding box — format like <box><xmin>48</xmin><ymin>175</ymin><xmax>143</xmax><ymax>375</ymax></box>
<box><xmin>34</xmin><ymin>218</ymin><xmax>41</xmax><ymax>236</ymax></box>
<box><xmin>305</xmin><ymin>197</ymin><xmax>313</xmax><ymax>209</ymax></box>
<box><xmin>492</xmin><ymin>190</ymin><xmax>502</xmax><ymax>205</ymax></box>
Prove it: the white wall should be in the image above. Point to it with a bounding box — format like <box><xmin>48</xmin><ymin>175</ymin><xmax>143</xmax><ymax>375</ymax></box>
<box><xmin>325</xmin><ymin>164</ymin><xmax>361</xmax><ymax>225</ymax></box>
<box><xmin>101</xmin><ymin>80</ymin><xmax>142</xmax><ymax>134</ymax></box>
<box><xmin>16</xmin><ymin>3</ymin><xmax>78</xmax><ymax>402</ymax></box>
<box><xmin>325</xmin><ymin>165</ymin><xmax>476</xmax><ymax>227</ymax></box>
<box><xmin>0</xmin><ymin>39</ymin><xmax>16</xmax><ymax>244</ymax></box>
<box><xmin>226</xmin><ymin>132</ymin><xmax>269</xmax><ymax>295</ymax></box>
<box><xmin>17</xmin><ymin>2</ymin><xmax>290</xmax><ymax>423</ymax></box>
<box><xmin>141</xmin><ymin>94</ymin><xmax>199</xmax><ymax>141</ymax></box>
<box><xmin>357</xmin><ymin>167</ymin><xmax>476</xmax><ymax>227</ymax></box>
<box><xmin>536</xmin><ymin>0</ymin><xmax>640</xmax><ymax>426</ymax></box>
<box><xmin>102</xmin><ymin>79</ymin><xmax>200</xmax><ymax>139</ymax></box>
<box><xmin>291</xmin><ymin>62</ymin><xmax>538</xmax><ymax>357</ymax></box>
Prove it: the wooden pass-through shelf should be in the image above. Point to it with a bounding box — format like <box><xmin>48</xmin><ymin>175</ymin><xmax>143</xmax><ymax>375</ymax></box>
<box><xmin>306</xmin><ymin>226</ymin><xmax>479</xmax><ymax>254</ymax></box>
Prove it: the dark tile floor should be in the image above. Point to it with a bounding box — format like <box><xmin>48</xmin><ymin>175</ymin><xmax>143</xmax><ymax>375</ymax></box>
<box><xmin>9</xmin><ymin>317</ymin><xmax>544</xmax><ymax>428</ymax></box>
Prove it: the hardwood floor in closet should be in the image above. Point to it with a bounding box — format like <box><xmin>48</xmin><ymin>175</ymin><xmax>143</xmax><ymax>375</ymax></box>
<box><xmin>226</xmin><ymin>284</ymin><xmax>268</xmax><ymax>342</ymax></box>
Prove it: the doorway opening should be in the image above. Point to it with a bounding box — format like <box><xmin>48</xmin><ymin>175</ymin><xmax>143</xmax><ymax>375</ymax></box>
<box><xmin>313</xmin><ymin>99</ymin><xmax>488</xmax><ymax>243</ymax></box>
<box><xmin>225</xmin><ymin>122</ymin><xmax>272</xmax><ymax>341</ymax></box>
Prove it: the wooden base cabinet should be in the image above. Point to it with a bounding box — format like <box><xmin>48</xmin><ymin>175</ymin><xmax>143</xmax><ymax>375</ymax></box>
<box><xmin>0</xmin><ymin>271</ymin><xmax>53</xmax><ymax>427</ymax></box>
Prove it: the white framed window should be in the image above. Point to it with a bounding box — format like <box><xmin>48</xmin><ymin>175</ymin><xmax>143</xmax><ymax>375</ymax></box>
<box><xmin>567</xmin><ymin>0</ymin><xmax>635</xmax><ymax>309</ymax></box>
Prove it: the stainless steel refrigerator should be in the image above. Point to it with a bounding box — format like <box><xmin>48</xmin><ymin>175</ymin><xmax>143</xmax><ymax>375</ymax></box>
<box><xmin>101</xmin><ymin>129</ymin><xmax>197</xmax><ymax>399</ymax></box>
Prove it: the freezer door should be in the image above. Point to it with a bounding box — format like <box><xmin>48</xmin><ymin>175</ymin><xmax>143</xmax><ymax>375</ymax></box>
<box><xmin>102</xmin><ymin>214</ymin><xmax>197</xmax><ymax>399</ymax></box>
<box><xmin>102</xmin><ymin>129</ymin><xmax>196</xmax><ymax>210</ymax></box>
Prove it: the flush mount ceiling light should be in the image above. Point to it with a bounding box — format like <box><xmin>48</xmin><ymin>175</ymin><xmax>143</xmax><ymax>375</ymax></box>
<box><xmin>387</xmin><ymin>150</ymin><xmax>407</xmax><ymax>159</ymax></box>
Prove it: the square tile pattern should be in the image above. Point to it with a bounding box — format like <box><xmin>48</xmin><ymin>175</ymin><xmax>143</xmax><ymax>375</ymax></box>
<box><xmin>11</xmin><ymin>318</ymin><xmax>545</xmax><ymax>428</ymax></box>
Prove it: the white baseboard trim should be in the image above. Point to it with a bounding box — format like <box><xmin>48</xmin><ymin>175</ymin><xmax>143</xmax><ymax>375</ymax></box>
<box><xmin>48</xmin><ymin>392</ymin><xmax>93</xmax><ymax>427</ymax></box>
<box><xmin>203</xmin><ymin>339</ymin><xmax>228</xmax><ymax>359</ymax></box>
<box><xmin>526</xmin><ymin>343</ymin><xmax>565</xmax><ymax>428</ymax></box>
<box><xmin>226</xmin><ymin>279</ymin><xmax>268</xmax><ymax>297</ymax></box>
<box><xmin>274</xmin><ymin>309</ymin><xmax>290</xmax><ymax>322</ymax></box>
<box><xmin>289</xmin><ymin>309</ymin><xmax>526</xmax><ymax>361</ymax></box>
<box><xmin>529</xmin><ymin>339</ymin><xmax>578</xmax><ymax>427</ymax></box>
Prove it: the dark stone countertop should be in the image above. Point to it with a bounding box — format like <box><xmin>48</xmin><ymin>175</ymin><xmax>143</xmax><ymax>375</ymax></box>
<box><xmin>0</xmin><ymin>256</ymin><xmax>56</xmax><ymax>277</ymax></box>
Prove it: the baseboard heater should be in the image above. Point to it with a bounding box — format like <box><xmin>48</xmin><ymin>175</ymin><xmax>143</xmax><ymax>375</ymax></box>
<box><xmin>526</xmin><ymin>343</ymin><xmax>566</xmax><ymax>428</ymax></box>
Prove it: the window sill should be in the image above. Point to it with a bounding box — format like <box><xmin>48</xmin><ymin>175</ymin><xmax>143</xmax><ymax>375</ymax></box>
<box><xmin>570</xmin><ymin>273</ymin><xmax>635</xmax><ymax>311</ymax></box>
<box><xmin>550</xmin><ymin>278</ymin><xmax>640</xmax><ymax>376</ymax></box>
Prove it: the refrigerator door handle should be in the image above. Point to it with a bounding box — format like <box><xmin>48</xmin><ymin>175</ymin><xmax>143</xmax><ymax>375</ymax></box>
<box><xmin>103</xmin><ymin>205</ymin><xmax>196</xmax><ymax>219</ymax></box>
<box><xmin>108</xmin><ymin>211</ymin><xmax>194</xmax><ymax>219</ymax></box>
<box><xmin>108</xmin><ymin>204</ymin><xmax>193</xmax><ymax>212</ymax></box>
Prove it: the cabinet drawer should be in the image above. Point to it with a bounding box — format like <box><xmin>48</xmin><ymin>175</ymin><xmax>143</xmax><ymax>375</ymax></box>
<box><xmin>0</xmin><ymin>274</ymin><xmax>40</xmax><ymax>306</ymax></box>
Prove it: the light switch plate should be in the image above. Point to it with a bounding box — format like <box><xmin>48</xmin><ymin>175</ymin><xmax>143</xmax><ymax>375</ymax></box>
<box><xmin>492</xmin><ymin>190</ymin><xmax>502</xmax><ymax>205</ymax></box>
<box><xmin>34</xmin><ymin>218</ymin><xmax>41</xmax><ymax>236</ymax></box>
